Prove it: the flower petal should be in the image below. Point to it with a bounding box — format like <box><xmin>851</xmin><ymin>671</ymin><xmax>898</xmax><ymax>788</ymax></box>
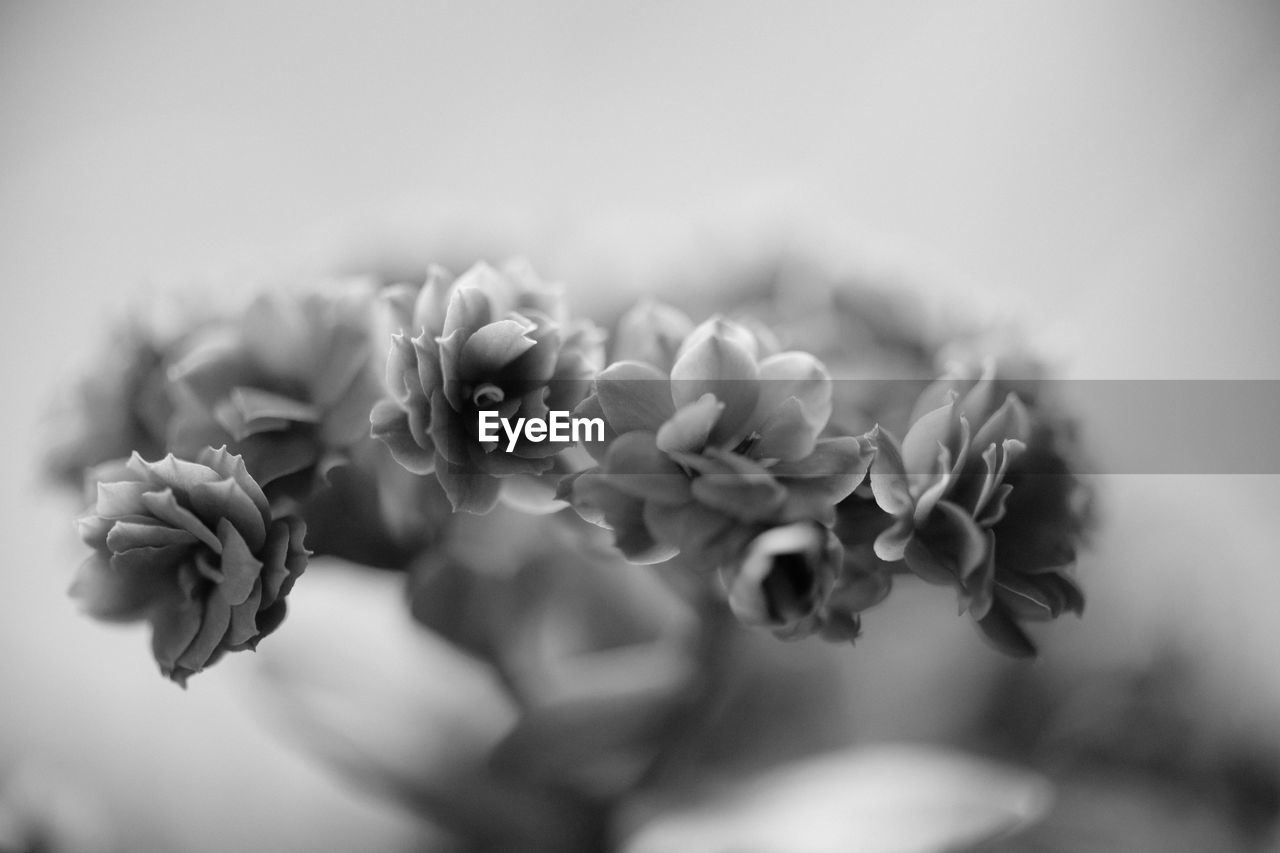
<box><xmin>196</xmin><ymin>447</ymin><xmax>270</xmax><ymax>520</ymax></box>
<box><xmin>371</xmin><ymin>398</ymin><xmax>436</xmax><ymax>475</ymax></box>
<box><xmin>673</xmin><ymin>315</ymin><xmax>760</xmax><ymax>363</ymax></box>
<box><xmin>224</xmin><ymin>578</ymin><xmax>264</xmax><ymax>648</ymax></box>
<box><xmin>412</xmin><ymin>266</ymin><xmax>456</xmax><ymax>338</ymax></box>
<box><xmin>612</xmin><ymin>299</ymin><xmax>694</xmax><ymax>371</ymax></box>
<box><xmin>216</xmin><ymin>518</ymin><xmax>263</xmax><ymax>606</ymax></box>
<box><xmin>428</xmin><ymin>390</ymin><xmax>471</xmax><ymax>466</ymax></box>
<box><xmin>867</xmin><ymin>427</ymin><xmax>913</xmax><ymax>517</ymax></box>
<box><xmin>226</xmin><ymin>386</ymin><xmax>322</xmax><ymax>425</ymax></box>
<box><xmin>775</xmin><ymin>436</ymin><xmax>875</xmax><ymax>521</ymax></box>
<box><xmin>752</xmin><ymin>397</ymin><xmax>817</xmax><ymax>462</ymax></box>
<box><xmin>499</xmin><ymin>317</ymin><xmax>562</xmax><ymax>388</ymax></box>
<box><xmin>912</xmin><ymin>443</ymin><xmax>954</xmax><ymax>525</ymax></box>
<box><xmin>93</xmin><ymin>480</ymin><xmax>151</xmax><ymax>519</ymax></box>
<box><xmin>188</xmin><ymin>477</ymin><xmax>267</xmax><ymax>552</ymax></box>
<box><xmin>873</xmin><ymin>517</ymin><xmax>913</xmax><ymax>562</ymax></box>
<box><xmin>109</xmin><ymin>542</ymin><xmax>191</xmax><ymax>574</ymax></box>
<box><xmin>655</xmin><ymin>393</ymin><xmax>723</xmax><ymax>456</ymax></box>
<box><xmin>596</xmin><ymin>361</ymin><xmax>676</xmax><ymax>434</ymax></box>
<box><xmin>133</xmin><ymin>452</ymin><xmax>224</xmax><ymax>496</ymax></box>
<box><xmin>689</xmin><ymin>452</ymin><xmax>786</xmax><ymax>522</ymax></box>
<box><xmin>69</xmin><ymin>553</ymin><xmax>154</xmax><ymax>621</ymax></box>
<box><xmin>236</xmin><ymin>433</ymin><xmax>319</xmax><ymax>488</ymax></box>
<box><xmin>972</xmin><ymin>393</ymin><xmax>1031</xmax><ymax>451</ymax></box>
<box><xmin>752</xmin><ymin>351</ymin><xmax>832</xmax><ymax>434</ymax></box>
<box><xmin>901</xmin><ymin>397</ymin><xmax>964</xmax><ymax>479</ymax></box>
<box><xmin>642</xmin><ymin>501</ymin><xmax>747</xmax><ymax>567</ymax></box>
<box><xmin>603</xmin><ymin>431</ymin><xmax>693</xmax><ymax>506</ymax></box>
<box><xmin>904</xmin><ymin>500</ymin><xmax>989</xmax><ymax>585</ymax></box>
<box><xmin>139</xmin><ymin>488</ymin><xmax>222</xmax><ymax>553</ymax></box>
<box><xmin>459</xmin><ymin>319</ymin><xmax>538</xmax><ymax>378</ymax></box>
<box><xmin>669</xmin><ymin>323</ymin><xmax>759</xmax><ymax>444</ymax></box>
<box><xmin>175</xmin><ymin>591</ymin><xmax>233</xmax><ymax>674</ymax></box>
<box><xmin>105</xmin><ymin>519</ymin><xmax>198</xmax><ymax>551</ymax></box>
<box><xmin>435</xmin><ymin>452</ymin><xmax>502</xmax><ymax>514</ymax></box>
<box><xmin>975</xmin><ymin>605</ymin><xmax>1038</xmax><ymax>658</ymax></box>
<box><xmin>441</xmin><ymin>279</ymin><xmax>495</xmax><ymax>341</ymax></box>
<box><xmin>150</xmin><ymin>595</ymin><xmax>203</xmax><ymax>680</ymax></box>
<box><xmin>570</xmin><ymin>472</ymin><xmax>678</xmax><ymax>564</ymax></box>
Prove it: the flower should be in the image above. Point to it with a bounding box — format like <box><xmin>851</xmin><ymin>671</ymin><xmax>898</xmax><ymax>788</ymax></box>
<box><xmin>564</xmin><ymin>313</ymin><xmax>875</xmax><ymax>574</ymax></box>
<box><xmin>726</xmin><ymin>521</ymin><xmax>894</xmax><ymax>641</ymax></box>
<box><xmin>869</xmin><ymin>364</ymin><xmax>1027</xmax><ymax>585</ymax></box>
<box><xmin>974</xmin><ymin>423</ymin><xmax>1087</xmax><ymax>656</ymax></box>
<box><xmin>371</xmin><ymin>260</ymin><xmax>604</xmax><ymax>513</ymax></box>
<box><xmin>166</xmin><ymin>280</ymin><xmax>382</xmax><ymax>507</ymax></box>
<box><xmin>71</xmin><ymin>448</ymin><xmax>308</xmax><ymax>685</ymax></box>
<box><xmin>407</xmin><ymin>505</ymin><xmax>701</xmax><ymax>798</ymax></box>
<box><xmin>866</xmin><ymin>362</ymin><xmax>1084</xmax><ymax>655</ymax></box>
<box><xmin>44</xmin><ymin>309</ymin><xmax>197</xmax><ymax>492</ymax></box>
<box><xmin>610</xmin><ymin>297</ymin><xmax>696</xmax><ymax>370</ymax></box>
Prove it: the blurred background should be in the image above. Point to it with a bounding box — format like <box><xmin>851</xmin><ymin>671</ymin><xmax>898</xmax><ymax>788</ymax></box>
<box><xmin>2</xmin><ymin>2</ymin><xmax>1279</xmax><ymax>851</ymax></box>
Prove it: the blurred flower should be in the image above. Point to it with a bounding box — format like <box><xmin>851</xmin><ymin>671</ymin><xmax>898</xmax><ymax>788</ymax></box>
<box><xmin>700</xmin><ymin>253</ymin><xmax>947</xmax><ymax>435</ymax></box>
<box><xmin>371</xmin><ymin>261</ymin><xmax>604</xmax><ymax>513</ymax></box>
<box><xmin>869</xmin><ymin>364</ymin><xmax>1026</xmax><ymax>585</ymax></box>
<box><xmin>867</xmin><ymin>362</ymin><xmax>1084</xmax><ymax>656</ymax></box>
<box><xmin>611</xmin><ymin>297</ymin><xmax>696</xmax><ymax>371</ymax></box>
<box><xmin>724</xmin><ymin>521</ymin><xmax>889</xmax><ymax>642</ymax></box>
<box><xmin>72</xmin><ymin>448</ymin><xmax>308</xmax><ymax>685</ymax></box>
<box><xmin>407</xmin><ymin>503</ymin><xmax>701</xmax><ymax>799</ymax></box>
<box><xmin>565</xmin><ymin>313</ymin><xmax>874</xmax><ymax>577</ymax></box>
<box><xmin>43</xmin><ymin>307</ymin><xmax>202</xmax><ymax>492</ymax></box>
<box><xmin>727</xmin><ymin>523</ymin><xmax>842</xmax><ymax>637</ymax></box>
<box><xmin>167</xmin><ymin>280</ymin><xmax>382</xmax><ymax>507</ymax></box>
<box><xmin>296</xmin><ymin>437</ymin><xmax>456</xmax><ymax>569</ymax></box>
<box><xmin>976</xmin><ymin>420</ymin><xmax>1088</xmax><ymax>656</ymax></box>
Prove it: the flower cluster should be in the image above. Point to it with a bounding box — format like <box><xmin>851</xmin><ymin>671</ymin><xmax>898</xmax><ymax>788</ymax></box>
<box><xmin>167</xmin><ymin>280</ymin><xmax>383</xmax><ymax>507</ymax></box>
<box><xmin>859</xmin><ymin>363</ymin><xmax>1086</xmax><ymax>655</ymax></box>
<box><xmin>371</xmin><ymin>261</ymin><xmax>604</xmax><ymax>513</ymax></box>
<box><xmin>72</xmin><ymin>448</ymin><xmax>307</xmax><ymax>685</ymax></box>
<box><xmin>559</xmin><ymin>305</ymin><xmax>877</xmax><ymax>638</ymax></box>
<box><xmin>51</xmin><ymin>255</ymin><xmax>1089</xmax><ymax>688</ymax></box>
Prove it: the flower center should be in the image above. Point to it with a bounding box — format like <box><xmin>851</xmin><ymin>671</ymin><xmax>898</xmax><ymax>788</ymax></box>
<box><xmin>471</xmin><ymin>383</ymin><xmax>506</xmax><ymax>409</ymax></box>
<box><xmin>732</xmin><ymin>431</ymin><xmax>762</xmax><ymax>457</ymax></box>
<box><xmin>762</xmin><ymin>551</ymin><xmax>816</xmax><ymax>623</ymax></box>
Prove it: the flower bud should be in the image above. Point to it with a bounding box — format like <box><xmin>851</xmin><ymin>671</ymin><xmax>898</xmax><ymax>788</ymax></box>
<box><xmin>727</xmin><ymin>522</ymin><xmax>842</xmax><ymax>638</ymax></box>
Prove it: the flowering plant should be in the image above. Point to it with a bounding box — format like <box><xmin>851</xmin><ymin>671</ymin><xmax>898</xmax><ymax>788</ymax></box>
<box><xmin>49</xmin><ymin>251</ymin><xmax>1091</xmax><ymax>850</ymax></box>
